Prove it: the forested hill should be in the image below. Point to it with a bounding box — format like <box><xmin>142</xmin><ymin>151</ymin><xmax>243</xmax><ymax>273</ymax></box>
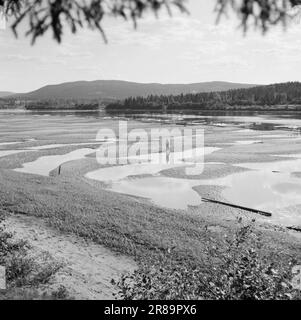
<box><xmin>106</xmin><ymin>82</ymin><xmax>301</xmax><ymax>112</ymax></box>
<box><xmin>14</xmin><ymin>80</ymin><xmax>255</xmax><ymax>101</ymax></box>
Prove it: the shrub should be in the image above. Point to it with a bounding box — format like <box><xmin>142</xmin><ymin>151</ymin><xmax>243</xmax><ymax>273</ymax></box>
<box><xmin>0</xmin><ymin>215</ymin><xmax>67</xmax><ymax>299</ymax></box>
<box><xmin>116</xmin><ymin>219</ymin><xmax>300</xmax><ymax>300</ymax></box>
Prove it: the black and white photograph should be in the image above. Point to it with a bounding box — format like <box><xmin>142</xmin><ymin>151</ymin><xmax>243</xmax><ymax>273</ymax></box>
<box><xmin>0</xmin><ymin>0</ymin><xmax>301</xmax><ymax>305</ymax></box>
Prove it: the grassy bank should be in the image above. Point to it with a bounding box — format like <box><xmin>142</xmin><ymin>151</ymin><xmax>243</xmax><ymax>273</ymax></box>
<box><xmin>0</xmin><ymin>168</ymin><xmax>300</xmax><ymax>299</ymax></box>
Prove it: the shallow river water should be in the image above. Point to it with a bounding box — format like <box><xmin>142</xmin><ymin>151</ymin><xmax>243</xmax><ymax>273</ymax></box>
<box><xmin>1</xmin><ymin>110</ymin><xmax>301</xmax><ymax>226</ymax></box>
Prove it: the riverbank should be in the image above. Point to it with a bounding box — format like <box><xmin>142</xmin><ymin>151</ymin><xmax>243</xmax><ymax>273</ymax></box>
<box><xmin>0</xmin><ymin>111</ymin><xmax>301</xmax><ymax>299</ymax></box>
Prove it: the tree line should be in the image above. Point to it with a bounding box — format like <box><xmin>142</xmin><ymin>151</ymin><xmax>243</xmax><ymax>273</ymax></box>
<box><xmin>106</xmin><ymin>82</ymin><xmax>301</xmax><ymax>112</ymax></box>
<box><xmin>24</xmin><ymin>99</ymin><xmax>100</xmax><ymax>111</ymax></box>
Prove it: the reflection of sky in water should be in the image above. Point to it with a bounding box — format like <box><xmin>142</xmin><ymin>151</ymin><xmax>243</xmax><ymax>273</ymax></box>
<box><xmin>0</xmin><ymin>139</ymin><xmax>36</xmax><ymax>147</ymax></box>
<box><xmin>198</xmin><ymin>158</ymin><xmax>301</xmax><ymax>225</ymax></box>
<box><xmin>222</xmin><ymin>171</ymin><xmax>301</xmax><ymax>226</ymax></box>
<box><xmin>0</xmin><ymin>141</ymin><xmax>22</xmax><ymax>147</ymax></box>
<box><xmin>236</xmin><ymin>156</ymin><xmax>301</xmax><ymax>172</ymax></box>
<box><xmin>28</xmin><ymin>142</ymin><xmax>102</xmax><ymax>150</ymax></box>
<box><xmin>86</xmin><ymin>146</ymin><xmax>219</xmax><ymax>209</ymax></box>
<box><xmin>14</xmin><ymin>148</ymin><xmax>95</xmax><ymax>176</ymax></box>
<box><xmin>234</xmin><ymin>140</ymin><xmax>262</xmax><ymax>145</ymax></box>
<box><xmin>87</xmin><ymin>147</ymin><xmax>219</xmax><ymax>181</ymax></box>
<box><xmin>218</xmin><ymin>140</ymin><xmax>263</xmax><ymax>146</ymax></box>
<box><xmin>121</xmin><ymin>113</ymin><xmax>301</xmax><ymax>131</ymax></box>
<box><xmin>110</xmin><ymin>177</ymin><xmax>202</xmax><ymax>210</ymax></box>
<box><xmin>87</xmin><ymin>151</ymin><xmax>301</xmax><ymax>225</ymax></box>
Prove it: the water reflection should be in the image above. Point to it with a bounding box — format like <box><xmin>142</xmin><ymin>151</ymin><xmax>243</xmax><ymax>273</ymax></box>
<box><xmin>215</xmin><ymin>171</ymin><xmax>301</xmax><ymax>225</ymax></box>
<box><xmin>110</xmin><ymin>176</ymin><xmax>202</xmax><ymax>209</ymax></box>
<box><xmin>86</xmin><ymin>147</ymin><xmax>219</xmax><ymax>182</ymax></box>
<box><xmin>236</xmin><ymin>155</ymin><xmax>301</xmax><ymax>172</ymax></box>
<box><xmin>0</xmin><ymin>141</ymin><xmax>22</xmax><ymax>147</ymax></box>
<box><xmin>86</xmin><ymin>150</ymin><xmax>301</xmax><ymax>225</ymax></box>
<box><xmin>28</xmin><ymin>142</ymin><xmax>103</xmax><ymax>150</ymax></box>
<box><xmin>105</xmin><ymin>111</ymin><xmax>301</xmax><ymax>132</ymax></box>
<box><xmin>14</xmin><ymin>148</ymin><xmax>95</xmax><ymax>176</ymax></box>
<box><xmin>197</xmin><ymin>157</ymin><xmax>301</xmax><ymax>225</ymax></box>
<box><xmin>234</xmin><ymin>140</ymin><xmax>262</xmax><ymax>145</ymax></box>
<box><xmin>28</xmin><ymin>110</ymin><xmax>106</xmax><ymax>119</ymax></box>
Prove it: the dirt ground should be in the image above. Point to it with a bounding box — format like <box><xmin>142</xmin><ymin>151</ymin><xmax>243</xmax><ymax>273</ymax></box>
<box><xmin>4</xmin><ymin>214</ymin><xmax>136</xmax><ymax>299</ymax></box>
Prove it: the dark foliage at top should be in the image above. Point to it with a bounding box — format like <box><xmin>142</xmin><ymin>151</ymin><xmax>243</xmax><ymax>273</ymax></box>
<box><xmin>1</xmin><ymin>0</ymin><xmax>301</xmax><ymax>43</ymax></box>
<box><xmin>106</xmin><ymin>82</ymin><xmax>301</xmax><ymax>111</ymax></box>
<box><xmin>2</xmin><ymin>0</ymin><xmax>187</xmax><ymax>43</ymax></box>
<box><xmin>216</xmin><ymin>0</ymin><xmax>301</xmax><ymax>33</ymax></box>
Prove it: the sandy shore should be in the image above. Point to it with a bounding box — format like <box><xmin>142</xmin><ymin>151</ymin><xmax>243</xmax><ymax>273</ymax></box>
<box><xmin>4</xmin><ymin>214</ymin><xmax>136</xmax><ymax>299</ymax></box>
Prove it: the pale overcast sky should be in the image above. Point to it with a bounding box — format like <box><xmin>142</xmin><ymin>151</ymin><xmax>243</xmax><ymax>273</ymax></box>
<box><xmin>0</xmin><ymin>0</ymin><xmax>301</xmax><ymax>92</ymax></box>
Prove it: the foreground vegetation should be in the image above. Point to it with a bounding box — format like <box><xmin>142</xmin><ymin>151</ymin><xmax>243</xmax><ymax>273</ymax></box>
<box><xmin>0</xmin><ymin>212</ymin><xmax>68</xmax><ymax>300</ymax></box>
<box><xmin>116</xmin><ymin>219</ymin><xmax>301</xmax><ymax>300</ymax></box>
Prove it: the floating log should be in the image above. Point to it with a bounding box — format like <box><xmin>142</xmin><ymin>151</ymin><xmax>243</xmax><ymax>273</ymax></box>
<box><xmin>202</xmin><ymin>197</ymin><xmax>272</xmax><ymax>217</ymax></box>
<box><xmin>58</xmin><ymin>165</ymin><xmax>62</xmax><ymax>175</ymax></box>
<box><xmin>287</xmin><ymin>226</ymin><xmax>301</xmax><ymax>233</ymax></box>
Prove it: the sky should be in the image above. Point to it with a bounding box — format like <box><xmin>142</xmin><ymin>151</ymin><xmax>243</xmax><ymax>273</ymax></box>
<box><xmin>1</xmin><ymin>0</ymin><xmax>301</xmax><ymax>93</ymax></box>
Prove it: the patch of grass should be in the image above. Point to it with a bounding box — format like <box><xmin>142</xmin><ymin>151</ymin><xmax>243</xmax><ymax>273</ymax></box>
<box><xmin>115</xmin><ymin>219</ymin><xmax>301</xmax><ymax>300</ymax></box>
<box><xmin>51</xmin><ymin>285</ymin><xmax>69</xmax><ymax>300</ymax></box>
<box><xmin>0</xmin><ymin>287</ymin><xmax>69</xmax><ymax>300</ymax></box>
<box><xmin>0</xmin><ymin>214</ymin><xmax>67</xmax><ymax>300</ymax></box>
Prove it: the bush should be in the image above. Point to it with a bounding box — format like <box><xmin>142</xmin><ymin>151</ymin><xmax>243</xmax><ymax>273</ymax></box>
<box><xmin>116</xmin><ymin>219</ymin><xmax>301</xmax><ymax>300</ymax></box>
<box><xmin>0</xmin><ymin>216</ymin><xmax>67</xmax><ymax>300</ymax></box>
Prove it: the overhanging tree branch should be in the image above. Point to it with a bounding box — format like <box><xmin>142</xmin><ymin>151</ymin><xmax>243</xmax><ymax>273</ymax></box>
<box><xmin>1</xmin><ymin>0</ymin><xmax>301</xmax><ymax>44</ymax></box>
<box><xmin>216</xmin><ymin>0</ymin><xmax>301</xmax><ymax>33</ymax></box>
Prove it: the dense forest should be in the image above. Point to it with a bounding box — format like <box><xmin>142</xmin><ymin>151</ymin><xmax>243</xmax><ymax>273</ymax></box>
<box><xmin>106</xmin><ymin>82</ymin><xmax>301</xmax><ymax>112</ymax></box>
<box><xmin>0</xmin><ymin>98</ymin><xmax>102</xmax><ymax>110</ymax></box>
<box><xmin>0</xmin><ymin>98</ymin><xmax>20</xmax><ymax>109</ymax></box>
<box><xmin>24</xmin><ymin>99</ymin><xmax>100</xmax><ymax>111</ymax></box>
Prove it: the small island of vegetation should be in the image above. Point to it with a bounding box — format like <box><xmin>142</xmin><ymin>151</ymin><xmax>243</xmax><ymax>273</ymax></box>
<box><xmin>24</xmin><ymin>99</ymin><xmax>101</xmax><ymax>111</ymax></box>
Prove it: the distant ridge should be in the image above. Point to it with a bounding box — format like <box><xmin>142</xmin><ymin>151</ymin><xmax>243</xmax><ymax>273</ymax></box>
<box><xmin>14</xmin><ymin>80</ymin><xmax>257</xmax><ymax>101</ymax></box>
